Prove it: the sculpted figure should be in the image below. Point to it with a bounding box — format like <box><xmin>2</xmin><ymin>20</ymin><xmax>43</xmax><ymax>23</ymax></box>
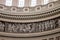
<box><xmin>50</xmin><ymin>20</ymin><xmax>55</xmax><ymax>29</ymax></box>
<box><xmin>38</xmin><ymin>23</ymin><xmax>42</xmax><ymax>32</ymax></box>
<box><xmin>53</xmin><ymin>20</ymin><xmax>56</xmax><ymax>29</ymax></box>
<box><xmin>44</xmin><ymin>22</ymin><xmax>47</xmax><ymax>31</ymax></box>
<box><xmin>7</xmin><ymin>23</ymin><xmax>13</xmax><ymax>32</ymax></box>
<box><xmin>8</xmin><ymin>23</ymin><xmax>19</xmax><ymax>33</ymax></box>
<box><xmin>12</xmin><ymin>24</ymin><xmax>19</xmax><ymax>32</ymax></box>
<box><xmin>58</xmin><ymin>19</ymin><xmax>60</xmax><ymax>27</ymax></box>
<box><xmin>50</xmin><ymin>20</ymin><xmax>54</xmax><ymax>29</ymax></box>
<box><xmin>41</xmin><ymin>22</ymin><xmax>45</xmax><ymax>31</ymax></box>
<box><xmin>31</xmin><ymin>23</ymin><xmax>38</xmax><ymax>32</ymax></box>
<box><xmin>47</xmin><ymin>21</ymin><xmax>51</xmax><ymax>30</ymax></box>
<box><xmin>26</xmin><ymin>24</ymin><xmax>33</xmax><ymax>33</ymax></box>
<box><xmin>17</xmin><ymin>24</ymin><xmax>23</xmax><ymax>33</ymax></box>
<box><xmin>0</xmin><ymin>22</ymin><xmax>5</xmax><ymax>32</ymax></box>
<box><xmin>19</xmin><ymin>23</ymin><xmax>36</xmax><ymax>33</ymax></box>
<box><xmin>19</xmin><ymin>24</ymin><xmax>28</xmax><ymax>33</ymax></box>
<box><xmin>50</xmin><ymin>20</ymin><xmax>53</xmax><ymax>29</ymax></box>
<box><xmin>44</xmin><ymin>21</ymin><xmax>49</xmax><ymax>31</ymax></box>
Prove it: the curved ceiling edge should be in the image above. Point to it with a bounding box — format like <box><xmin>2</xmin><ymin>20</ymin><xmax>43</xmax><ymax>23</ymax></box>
<box><xmin>0</xmin><ymin>28</ymin><xmax>60</xmax><ymax>38</ymax></box>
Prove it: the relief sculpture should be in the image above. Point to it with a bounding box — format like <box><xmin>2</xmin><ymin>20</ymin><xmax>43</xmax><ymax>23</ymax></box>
<box><xmin>0</xmin><ymin>17</ymin><xmax>59</xmax><ymax>33</ymax></box>
<box><xmin>0</xmin><ymin>22</ymin><xmax>5</xmax><ymax>32</ymax></box>
<box><xmin>58</xmin><ymin>19</ymin><xmax>60</xmax><ymax>27</ymax></box>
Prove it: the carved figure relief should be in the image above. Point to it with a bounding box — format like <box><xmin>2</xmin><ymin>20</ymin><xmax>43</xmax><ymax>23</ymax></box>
<box><xmin>0</xmin><ymin>17</ymin><xmax>59</xmax><ymax>33</ymax></box>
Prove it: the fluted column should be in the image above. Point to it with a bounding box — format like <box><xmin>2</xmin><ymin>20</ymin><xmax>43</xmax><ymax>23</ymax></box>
<box><xmin>0</xmin><ymin>0</ymin><xmax>5</xmax><ymax>5</ymax></box>
<box><xmin>24</xmin><ymin>0</ymin><xmax>31</xmax><ymax>7</ymax></box>
<box><xmin>37</xmin><ymin>0</ymin><xmax>44</xmax><ymax>5</ymax></box>
<box><xmin>12</xmin><ymin>0</ymin><xmax>18</xmax><ymax>6</ymax></box>
<box><xmin>41</xmin><ymin>0</ymin><xmax>44</xmax><ymax>5</ymax></box>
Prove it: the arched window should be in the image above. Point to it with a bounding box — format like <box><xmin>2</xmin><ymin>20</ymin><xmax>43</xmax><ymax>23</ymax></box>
<box><xmin>18</xmin><ymin>0</ymin><xmax>25</xmax><ymax>7</ymax></box>
<box><xmin>31</xmin><ymin>0</ymin><xmax>37</xmax><ymax>6</ymax></box>
<box><xmin>44</xmin><ymin>0</ymin><xmax>49</xmax><ymax>4</ymax></box>
<box><xmin>5</xmin><ymin>0</ymin><xmax>12</xmax><ymax>6</ymax></box>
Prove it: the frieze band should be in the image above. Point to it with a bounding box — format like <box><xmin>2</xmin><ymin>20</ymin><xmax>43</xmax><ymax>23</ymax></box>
<box><xmin>0</xmin><ymin>17</ymin><xmax>59</xmax><ymax>33</ymax></box>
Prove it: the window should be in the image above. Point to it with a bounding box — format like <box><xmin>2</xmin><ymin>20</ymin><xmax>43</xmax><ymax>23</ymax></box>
<box><xmin>18</xmin><ymin>0</ymin><xmax>25</xmax><ymax>7</ymax></box>
<box><xmin>44</xmin><ymin>0</ymin><xmax>49</xmax><ymax>4</ymax></box>
<box><xmin>5</xmin><ymin>0</ymin><xmax>12</xmax><ymax>6</ymax></box>
<box><xmin>31</xmin><ymin>0</ymin><xmax>37</xmax><ymax>6</ymax></box>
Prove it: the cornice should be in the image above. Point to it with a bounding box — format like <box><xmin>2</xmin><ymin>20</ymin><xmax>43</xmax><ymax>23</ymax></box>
<box><xmin>0</xmin><ymin>1</ymin><xmax>60</xmax><ymax>23</ymax></box>
<box><xmin>0</xmin><ymin>7</ymin><xmax>60</xmax><ymax>23</ymax></box>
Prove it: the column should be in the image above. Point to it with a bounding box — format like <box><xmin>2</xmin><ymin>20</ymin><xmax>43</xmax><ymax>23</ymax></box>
<box><xmin>49</xmin><ymin>0</ymin><xmax>54</xmax><ymax>2</ymax></box>
<box><xmin>0</xmin><ymin>0</ymin><xmax>5</xmax><ymax>5</ymax></box>
<box><xmin>49</xmin><ymin>0</ymin><xmax>58</xmax><ymax>3</ymax></box>
<box><xmin>24</xmin><ymin>0</ymin><xmax>31</xmax><ymax>7</ymax></box>
<box><xmin>37</xmin><ymin>0</ymin><xmax>44</xmax><ymax>5</ymax></box>
<box><xmin>12</xmin><ymin>0</ymin><xmax>18</xmax><ymax>6</ymax></box>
